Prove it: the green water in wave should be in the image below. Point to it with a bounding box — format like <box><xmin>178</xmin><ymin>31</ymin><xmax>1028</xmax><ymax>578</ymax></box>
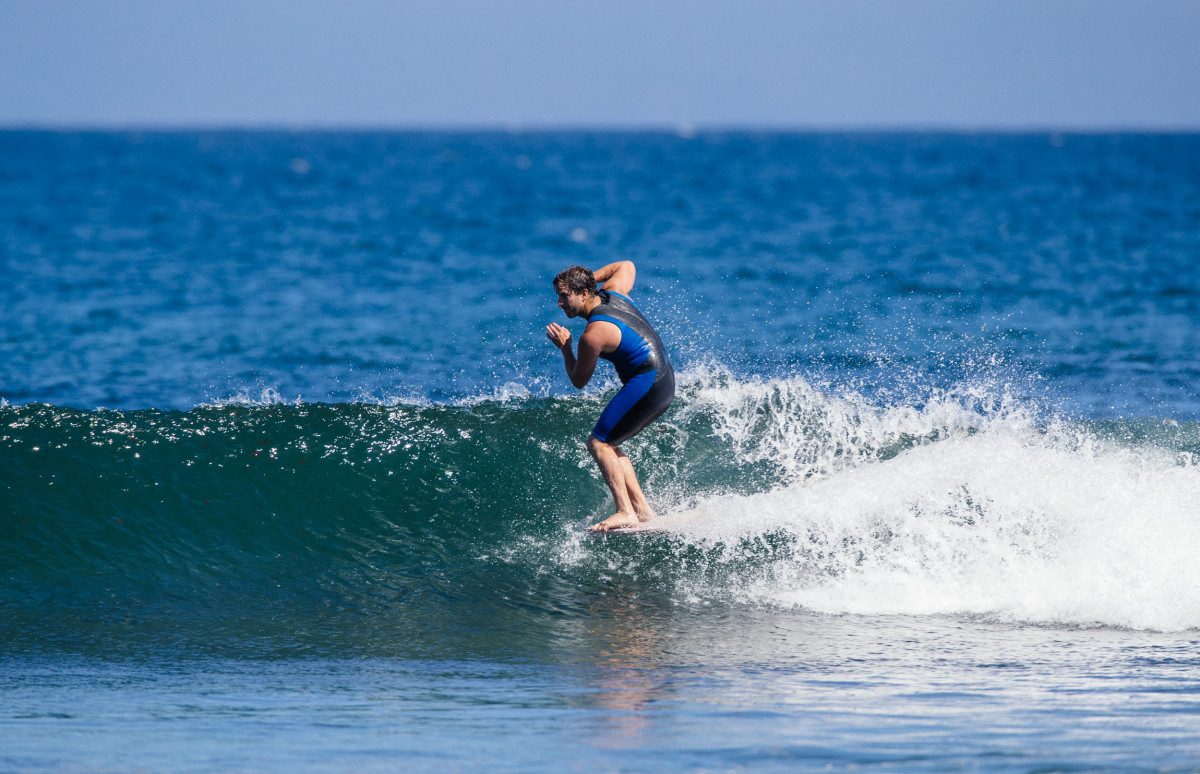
<box><xmin>1</xmin><ymin>396</ymin><xmax>728</xmax><ymax>658</ymax></box>
<box><xmin>5</xmin><ymin>390</ymin><xmax>1198</xmax><ymax>658</ymax></box>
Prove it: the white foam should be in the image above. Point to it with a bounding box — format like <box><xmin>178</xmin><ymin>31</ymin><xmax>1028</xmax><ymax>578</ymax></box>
<box><xmin>452</xmin><ymin>381</ymin><xmax>533</xmax><ymax>406</ymax></box>
<box><xmin>662</xmin><ymin>369</ymin><xmax>1200</xmax><ymax>632</ymax></box>
<box><xmin>199</xmin><ymin>387</ymin><xmax>300</xmax><ymax>408</ymax></box>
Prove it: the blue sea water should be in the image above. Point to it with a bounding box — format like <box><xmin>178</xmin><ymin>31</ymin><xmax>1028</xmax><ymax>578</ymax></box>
<box><xmin>3</xmin><ymin>130</ymin><xmax>1200</xmax><ymax>771</ymax></box>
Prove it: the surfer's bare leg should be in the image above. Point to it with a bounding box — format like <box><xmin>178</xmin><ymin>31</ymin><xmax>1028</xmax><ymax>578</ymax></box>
<box><xmin>587</xmin><ymin>435</ymin><xmax>640</xmax><ymax>532</ymax></box>
<box><xmin>616</xmin><ymin>448</ymin><xmax>655</xmax><ymax>522</ymax></box>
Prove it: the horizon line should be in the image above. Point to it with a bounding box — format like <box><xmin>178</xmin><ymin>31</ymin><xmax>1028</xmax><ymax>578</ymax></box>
<box><xmin>3</xmin><ymin>121</ymin><xmax>1199</xmax><ymax>135</ymax></box>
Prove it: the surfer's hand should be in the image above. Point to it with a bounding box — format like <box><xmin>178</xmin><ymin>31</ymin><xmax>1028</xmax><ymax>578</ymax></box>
<box><xmin>545</xmin><ymin>323</ymin><xmax>571</xmax><ymax>350</ymax></box>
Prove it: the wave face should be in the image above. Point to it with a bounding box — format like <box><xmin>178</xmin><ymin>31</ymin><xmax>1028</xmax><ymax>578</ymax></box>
<box><xmin>4</xmin><ymin>370</ymin><xmax>1200</xmax><ymax>658</ymax></box>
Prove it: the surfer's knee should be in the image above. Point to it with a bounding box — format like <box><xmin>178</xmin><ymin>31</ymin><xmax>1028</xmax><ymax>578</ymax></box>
<box><xmin>587</xmin><ymin>433</ymin><xmax>616</xmax><ymax>458</ymax></box>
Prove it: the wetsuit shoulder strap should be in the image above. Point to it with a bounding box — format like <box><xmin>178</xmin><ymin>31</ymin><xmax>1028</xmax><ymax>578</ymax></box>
<box><xmin>598</xmin><ymin>286</ymin><xmax>636</xmax><ymax>306</ymax></box>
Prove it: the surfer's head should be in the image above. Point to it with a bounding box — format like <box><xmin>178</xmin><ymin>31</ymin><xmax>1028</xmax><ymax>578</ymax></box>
<box><xmin>553</xmin><ymin>265</ymin><xmax>597</xmax><ymax>297</ymax></box>
<box><xmin>554</xmin><ymin>266</ymin><xmax>597</xmax><ymax>318</ymax></box>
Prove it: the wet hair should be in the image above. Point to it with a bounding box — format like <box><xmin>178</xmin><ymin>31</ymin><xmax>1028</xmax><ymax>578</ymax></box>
<box><xmin>553</xmin><ymin>265</ymin><xmax>597</xmax><ymax>296</ymax></box>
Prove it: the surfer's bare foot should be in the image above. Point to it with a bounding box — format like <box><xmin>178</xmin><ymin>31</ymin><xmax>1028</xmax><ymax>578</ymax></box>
<box><xmin>587</xmin><ymin>512</ymin><xmax>641</xmax><ymax>533</ymax></box>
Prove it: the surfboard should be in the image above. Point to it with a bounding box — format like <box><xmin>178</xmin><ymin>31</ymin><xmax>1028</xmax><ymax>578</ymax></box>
<box><xmin>587</xmin><ymin>523</ymin><xmax>665</xmax><ymax>536</ymax></box>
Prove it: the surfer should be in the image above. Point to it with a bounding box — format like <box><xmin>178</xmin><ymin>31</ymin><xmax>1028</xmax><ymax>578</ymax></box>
<box><xmin>546</xmin><ymin>261</ymin><xmax>675</xmax><ymax>533</ymax></box>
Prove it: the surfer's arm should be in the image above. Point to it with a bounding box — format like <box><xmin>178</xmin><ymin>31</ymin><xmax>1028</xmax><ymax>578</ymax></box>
<box><xmin>546</xmin><ymin>323</ymin><xmax>592</xmax><ymax>388</ymax></box>
<box><xmin>546</xmin><ymin>322</ymin><xmax>612</xmax><ymax>388</ymax></box>
<box><xmin>593</xmin><ymin>261</ymin><xmax>635</xmax><ymax>296</ymax></box>
<box><xmin>567</xmin><ymin>328</ymin><xmax>604</xmax><ymax>388</ymax></box>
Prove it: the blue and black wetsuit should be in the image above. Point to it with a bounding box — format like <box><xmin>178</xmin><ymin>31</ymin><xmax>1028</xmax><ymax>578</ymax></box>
<box><xmin>585</xmin><ymin>287</ymin><xmax>675</xmax><ymax>446</ymax></box>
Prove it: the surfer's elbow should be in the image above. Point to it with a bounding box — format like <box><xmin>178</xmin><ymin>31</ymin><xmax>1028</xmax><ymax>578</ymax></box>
<box><xmin>567</xmin><ymin>367</ymin><xmax>594</xmax><ymax>389</ymax></box>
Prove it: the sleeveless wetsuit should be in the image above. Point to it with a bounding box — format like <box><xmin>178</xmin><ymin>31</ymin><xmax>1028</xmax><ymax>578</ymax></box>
<box><xmin>585</xmin><ymin>287</ymin><xmax>675</xmax><ymax>446</ymax></box>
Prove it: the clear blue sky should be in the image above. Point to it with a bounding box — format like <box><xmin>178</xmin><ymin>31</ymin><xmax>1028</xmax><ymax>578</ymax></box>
<box><xmin>2</xmin><ymin>0</ymin><xmax>1198</xmax><ymax>129</ymax></box>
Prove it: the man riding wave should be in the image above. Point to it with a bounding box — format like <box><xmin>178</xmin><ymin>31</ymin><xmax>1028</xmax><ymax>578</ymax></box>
<box><xmin>546</xmin><ymin>262</ymin><xmax>676</xmax><ymax>533</ymax></box>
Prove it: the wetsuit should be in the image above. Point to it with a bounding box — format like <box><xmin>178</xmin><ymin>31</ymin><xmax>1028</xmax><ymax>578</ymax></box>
<box><xmin>585</xmin><ymin>287</ymin><xmax>675</xmax><ymax>446</ymax></box>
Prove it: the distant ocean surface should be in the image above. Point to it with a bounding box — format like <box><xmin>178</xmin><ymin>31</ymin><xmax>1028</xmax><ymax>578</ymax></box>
<box><xmin>3</xmin><ymin>130</ymin><xmax>1200</xmax><ymax>771</ymax></box>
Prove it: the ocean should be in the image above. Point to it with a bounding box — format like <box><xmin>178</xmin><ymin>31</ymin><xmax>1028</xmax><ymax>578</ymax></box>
<box><xmin>2</xmin><ymin>130</ymin><xmax>1200</xmax><ymax>771</ymax></box>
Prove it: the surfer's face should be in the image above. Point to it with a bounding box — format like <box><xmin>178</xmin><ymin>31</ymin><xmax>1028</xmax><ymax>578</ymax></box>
<box><xmin>557</xmin><ymin>289</ymin><xmax>588</xmax><ymax>318</ymax></box>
